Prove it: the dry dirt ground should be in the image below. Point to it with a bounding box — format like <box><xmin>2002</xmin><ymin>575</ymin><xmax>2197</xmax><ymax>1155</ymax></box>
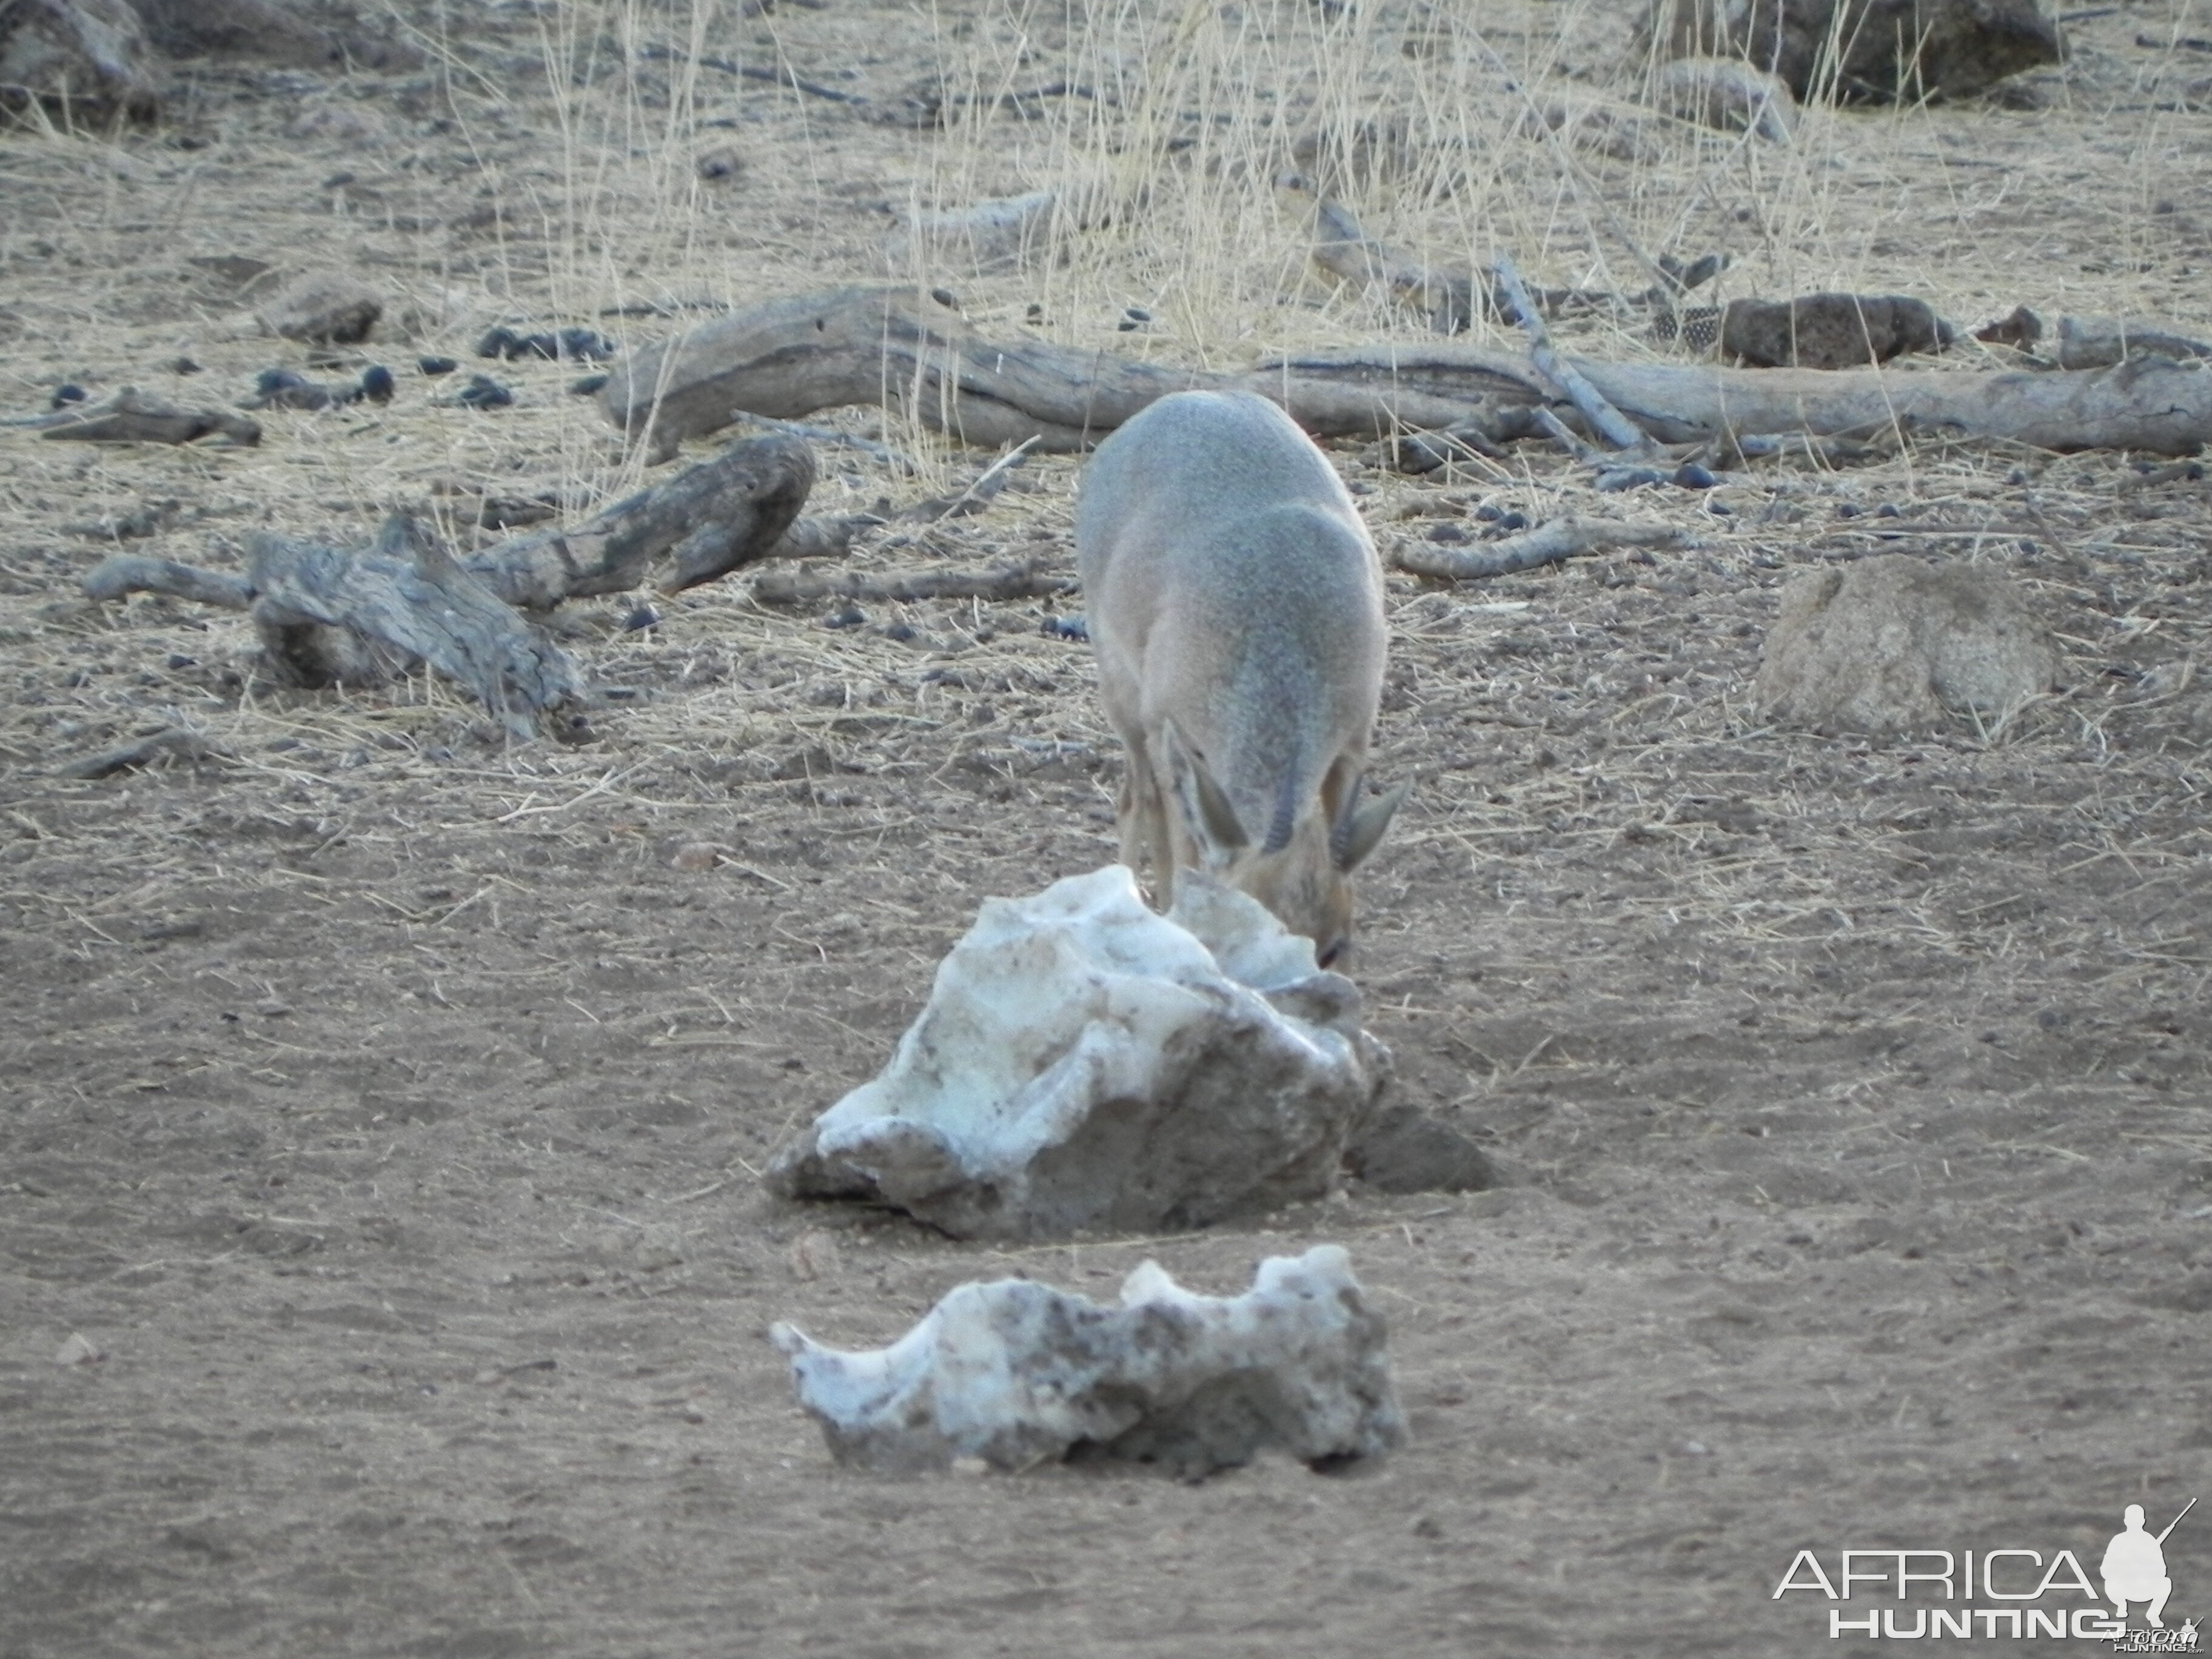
<box><xmin>3</xmin><ymin>1</ymin><xmax>2212</xmax><ymax>1655</ymax></box>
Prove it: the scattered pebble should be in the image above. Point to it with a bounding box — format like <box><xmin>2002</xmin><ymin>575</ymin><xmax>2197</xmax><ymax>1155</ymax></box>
<box><xmin>787</xmin><ymin>1230</ymin><xmax>843</xmax><ymax>1281</ymax></box>
<box><xmin>823</xmin><ymin>606</ymin><xmax>866</xmax><ymax>629</ymax></box>
<box><xmin>50</xmin><ymin>383</ymin><xmax>87</xmax><ymax>409</ymax></box>
<box><xmin>671</xmin><ymin>842</ymin><xmax>722</xmax><ymax>873</ymax></box>
<box><xmin>418</xmin><ymin>355</ymin><xmax>458</xmax><ymax>376</ymax></box>
<box><xmin>1041</xmin><ymin>613</ymin><xmax>1088</xmax><ymax>642</ymax></box>
<box><xmin>474</xmin><ymin>325</ymin><xmax>617</xmax><ymax>362</ymax></box>
<box><xmin>569</xmin><ymin>372</ymin><xmax>609</xmax><ymax>397</ymax></box>
<box><xmin>169</xmin><ymin>356</ymin><xmax>201</xmax><ymax>375</ymax></box>
<box><xmin>1672</xmin><ymin>461</ymin><xmax>1718</xmax><ymax>490</ymax></box>
<box><xmin>622</xmin><ymin>603</ymin><xmax>660</xmax><ymax>632</ymax></box>
<box><xmin>930</xmin><ymin>287</ymin><xmax>958</xmax><ymax>309</ymax></box>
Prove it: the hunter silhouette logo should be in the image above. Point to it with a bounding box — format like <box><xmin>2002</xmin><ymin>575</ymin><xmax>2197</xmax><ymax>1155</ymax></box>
<box><xmin>1773</xmin><ymin>1495</ymin><xmax>2200</xmax><ymax>1643</ymax></box>
<box><xmin>2104</xmin><ymin>1501</ymin><xmax>2191</xmax><ymax>1630</ymax></box>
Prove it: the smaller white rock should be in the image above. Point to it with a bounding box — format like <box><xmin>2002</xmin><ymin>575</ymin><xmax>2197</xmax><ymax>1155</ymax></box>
<box><xmin>771</xmin><ymin>1244</ymin><xmax>1406</xmax><ymax>1476</ymax></box>
<box><xmin>53</xmin><ymin>1332</ymin><xmax>104</xmax><ymax>1366</ymax></box>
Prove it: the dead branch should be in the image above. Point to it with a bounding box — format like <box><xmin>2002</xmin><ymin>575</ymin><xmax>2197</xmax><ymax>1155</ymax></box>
<box><xmin>751</xmin><ymin>563</ymin><xmax>1076</xmax><ymax>607</ymax></box>
<box><xmin>1302</xmin><ymin>195</ymin><xmax>1726</xmax><ymax>337</ymax></box>
<box><xmin>1393</xmin><ymin>517</ymin><xmax>1690</xmax><ymax>581</ymax></box>
<box><xmin>1309</xmin><ymin>199</ymin><xmax>1481</xmax><ymax>333</ymax></box>
<box><xmin>81</xmin><ymin>555</ymin><xmax>253</xmax><ymax>610</ymax></box>
<box><xmin>60</xmin><ymin>726</ymin><xmax>231</xmax><ymax>779</ymax></box>
<box><xmin>1492</xmin><ymin>255</ymin><xmax>1655</xmax><ymax>457</ymax></box>
<box><xmin>249</xmin><ymin>516</ymin><xmax>581</xmax><ymax>740</ymax></box>
<box><xmin>32</xmin><ymin>389</ymin><xmax>261</xmax><ymax>447</ymax></box>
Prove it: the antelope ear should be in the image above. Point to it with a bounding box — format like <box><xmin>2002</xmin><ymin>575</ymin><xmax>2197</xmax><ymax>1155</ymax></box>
<box><xmin>1333</xmin><ymin>779</ymin><xmax>1407</xmax><ymax>872</ymax></box>
<box><xmin>1164</xmin><ymin>720</ymin><xmax>1247</xmax><ymax>867</ymax></box>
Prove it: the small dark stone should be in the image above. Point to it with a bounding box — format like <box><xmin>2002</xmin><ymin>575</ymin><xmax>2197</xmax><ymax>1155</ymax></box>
<box><xmin>1025</xmin><ymin>302</ymin><xmax>1044</xmax><ymax>319</ymax></box>
<box><xmin>930</xmin><ymin>287</ymin><xmax>958</xmax><ymax>309</ymax></box>
<box><xmin>569</xmin><ymin>372</ymin><xmax>609</xmax><ymax>397</ymax></box>
<box><xmin>1876</xmin><ymin>501</ymin><xmax>1902</xmax><ymax>518</ymax></box>
<box><xmin>1473</xmin><ymin>502</ymin><xmax>1502</xmax><ymax>521</ymax></box>
<box><xmin>1116</xmin><ymin>319</ymin><xmax>1139</xmax><ymax>332</ymax></box>
<box><xmin>883</xmin><ymin>623</ymin><xmax>918</xmax><ymax>643</ymax></box>
<box><xmin>165</xmin><ymin>654</ymin><xmax>196</xmax><ymax>669</ymax></box>
<box><xmin>1041</xmin><ymin>613</ymin><xmax>1089</xmax><ymax>642</ymax></box>
<box><xmin>456</xmin><ymin>374</ymin><xmax>513</xmax><ymax>409</ymax></box>
<box><xmin>1344</xmin><ymin>1102</ymin><xmax>1495</xmax><ymax>1195</ymax></box>
<box><xmin>824</xmin><ymin>606</ymin><xmax>866</xmax><ymax>629</ymax></box>
<box><xmin>50</xmin><ymin>383</ymin><xmax>87</xmax><ymax>409</ymax></box>
<box><xmin>622</xmin><ymin>604</ymin><xmax>660</xmax><ymax>632</ymax></box>
<box><xmin>1496</xmin><ymin>509</ymin><xmax>1528</xmax><ymax>531</ymax></box>
<box><xmin>1837</xmin><ymin>501</ymin><xmax>1860</xmax><ymax>518</ymax></box>
<box><xmin>474</xmin><ymin>325</ymin><xmax>523</xmax><ymax>360</ymax></box>
<box><xmin>1672</xmin><ymin>461</ymin><xmax>1718</xmax><ymax>490</ymax></box>
<box><xmin>417</xmin><ymin>355</ymin><xmax>458</xmax><ymax>376</ymax></box>
<box><xmin>1424</xmin><ymin>522</ymin><xmax>1469</xmax><ymax>544</ymax></box>
<box><xmin>357</xmin><ymin>366</ymin><xmax>395</xmax><ymax>404</ymax></box>
<box><xmin>1706</xmin><ymin>500</ymin><xmax>1733</xmax><ymax>516</ymax></box>
<box><xmin>169</xmin><ymin>357</ymin><xmax>202</xmax><ymax>375</ymax></box>
<box><xmin>1124</xmin><ymin>305</ymin><xmax>1152</xmax><ymax>322</ymax></box>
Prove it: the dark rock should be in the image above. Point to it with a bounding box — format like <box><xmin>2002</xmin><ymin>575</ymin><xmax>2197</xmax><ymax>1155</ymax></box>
<box><xmin>0</xmin><ymin>0</ymin><xmax>158</xmax><ymax>122</ymax></box>
<box><xmin>1641</xmin><ymin>0</ymin><xmax>2062</xmax><ymax>102</ymax></box>
<box><xmin>1344</xmin><ymin>1102</ymin><xmax>1495</xmax><ymax>1195</ymax></box>
<box><xmin>1720</xmin><ymin>293</ymin><xmax>1954</xmax><ymax>369</ymax></box>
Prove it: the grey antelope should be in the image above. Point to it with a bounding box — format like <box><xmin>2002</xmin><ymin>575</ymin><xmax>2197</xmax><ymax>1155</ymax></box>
<box><xmin>1074</xmin><ymin>389</ymin><xmax>1407</xmax><ymax>968</ymax></box>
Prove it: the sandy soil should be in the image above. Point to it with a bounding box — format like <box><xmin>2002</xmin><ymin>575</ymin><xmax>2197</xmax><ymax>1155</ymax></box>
<box><xmin>2</xmin><ymin>1</ymin><xmax>2210</xmax><ymax>1654</ymax></box>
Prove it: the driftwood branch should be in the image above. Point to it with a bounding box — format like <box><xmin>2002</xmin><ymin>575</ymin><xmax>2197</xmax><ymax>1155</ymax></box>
<box><xmin>469</xmin><ymin>433</ymin><xmax>818</xmax><ymax>605</ymax></box>
<box><xmin>1304</xmin><ymin>197</ymin><xmax>1726</xmax><ymax>336</ymax></box>
<box><xmin>604</xmin><ymin>283</ymin><xmax>2212</xmax><ymax>464</ymax></box>
<box><xmin>29</xmin><ymin>389</ymin><xmax>261</xmax><ymax>447</ymax></box>
<box><xmin>1393</xmin><ymin>518</ymin><xmax>1689</xmax><ymax>581</ymax></box>
<box><xmin>751</xmin><ymin>563</ymin><xmax>1077</xmax><ymax>606</ymax></box>
<box><xmin>249</xmin><ymin>517</ymin><xmax>581</xmax><ymax>739</ymax></box>
<box><xmin>81</xmin><ymin>556</ymin><xmax>254</xmax><ymax>610</ymax></box>
<box><xmin>1270</xmin><ymin>344</ymin><xmax>2212</xmax><ymax>457</ymax></box>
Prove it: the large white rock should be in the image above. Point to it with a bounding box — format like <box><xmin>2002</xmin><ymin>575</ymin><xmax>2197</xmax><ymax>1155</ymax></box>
<box><xmin>764</xmin><ymin>866</ymin><xmax>1389</xmax><ymax>1239</ymax></box>
<box><xmin>772</xmin><ymin>1245</ymin><xmax>1406</xmax><ymax>1475</ymax></box>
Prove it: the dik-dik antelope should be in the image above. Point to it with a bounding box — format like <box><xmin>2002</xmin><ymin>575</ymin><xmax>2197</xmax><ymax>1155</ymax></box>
<box><xmin>1075</xmin><ymin>389</ymin><xmax>1406</xmax><ymax>968</ymax></box>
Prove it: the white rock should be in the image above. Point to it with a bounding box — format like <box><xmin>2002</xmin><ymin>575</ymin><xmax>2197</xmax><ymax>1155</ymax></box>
<box><xmin>765</xmin><ymin>866</ymin><xmax>1388</xmax><ymax>1239</ymax></box>
<box><xmin>771</xmin><ymin>1244</ymin><xmax>1406</xmax><ymax>1475</ymax></box>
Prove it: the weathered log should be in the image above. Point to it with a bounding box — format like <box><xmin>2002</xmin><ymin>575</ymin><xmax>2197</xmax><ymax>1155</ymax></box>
<box><xmin>1393</xmin><ymin>518</ymin><xmax>1689</xmax><ymax>581</ymax></box>
<box><xmin>751</xmin><ymin>563</ymin><xmax>1076</xmax><ymax>607</ymax></box>
<box><xmin>598</xmin><ymin>285</ymin><xmax>1495</xmax><ymax>460</ymax></box>
<box><xmin>469</xmin><ymin>432</ymin><xmax>817</xmax><ymax>605</ymax></box>
<box><xmin>1269</xmin><ymin>344</ymin><xmax>2212</xmax><ymax>456</ymax></box>
<box><xmin>250</xmin><ymin>516</ymin><xmax>581</xmax><ymax>740</ymax></box>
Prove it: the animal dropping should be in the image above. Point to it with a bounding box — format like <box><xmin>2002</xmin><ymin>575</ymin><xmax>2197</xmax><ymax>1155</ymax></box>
<box><xmin>771</xmin><ymin>1244</ymin><xmax>1407</xmax><ymax>1476</ymax></box>
<box><xmin>1076</xmin><ymin>390</ymin><xmax>1406</xmax><ymax>968</ymax></box>
<box><xmin>764</xmin><ymin>865</ymin><xmax>1390</xmax><ymax>1241</ymax></box>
